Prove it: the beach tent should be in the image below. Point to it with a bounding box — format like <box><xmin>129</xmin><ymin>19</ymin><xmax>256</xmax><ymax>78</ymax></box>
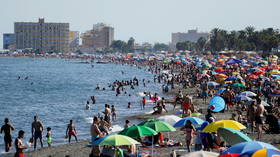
<box><xmin>182</xmin><ymin>151</ymin><xmax>219</xmax><ymax>157</ymax></box>
<box><xmin>221</xmin><ymin>141</ymin><xmax>277</xmax><ymax>157</ymax></box>
<box><xmin>202</xmin><ymin>120</ymin><xmax>246</xmax><ymax>133</ymax></box>
<box><xmin>157</xmin><ymin>115</ymin><xmax>181</xmax><ymax>126</ymax></box>
<box><xmin>217</xmin><ymin>127</ymin><xmax>252</xmax><ymax>146</ymax></box>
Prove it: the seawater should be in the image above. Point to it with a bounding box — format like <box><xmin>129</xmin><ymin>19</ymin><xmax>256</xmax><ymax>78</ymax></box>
<box><xmin>0</xmin><ymin>57</ymin><xmax>166</xmax><ymax>152</ymax></box>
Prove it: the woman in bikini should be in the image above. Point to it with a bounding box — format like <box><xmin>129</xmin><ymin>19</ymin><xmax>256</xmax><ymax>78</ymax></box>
<box><xmin>181</xmin><ymin>120</ymin><xmax>196</xmax><ymax>152</ymax></box>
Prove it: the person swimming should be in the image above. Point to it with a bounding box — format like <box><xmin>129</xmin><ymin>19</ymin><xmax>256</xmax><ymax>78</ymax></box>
<box><xmin>86</xmin><ymin>101</ymin><xmax>90</xmax><ymax>110</ymax></box>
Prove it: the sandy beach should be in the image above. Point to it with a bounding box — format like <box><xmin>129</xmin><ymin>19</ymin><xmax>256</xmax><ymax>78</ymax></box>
<box><xmin>3</xmin><ymin>87</ymin><xmax>280</xmax><ymax>157</ymax></box>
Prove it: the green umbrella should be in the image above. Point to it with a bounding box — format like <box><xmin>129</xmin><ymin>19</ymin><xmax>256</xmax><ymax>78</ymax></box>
<box><xmin>119</xmin><ymin>125</ymin><xmax>158</xmax><ymax>138</ymax></box>
<box><xmin>217</xmin><ymin>127</ymin><xmax>252</xmax><ymax>146</ymax></box>
<box><xmin>94</xmin><ymin>134</ymin><xmax>140</xmax><ymax>146</ymax></box>
<box><xmin>138</xmin><ymin>119</ymin><xmax>176</xmax><ymax>132</ymax></box>
<box><xmin>232</xmin><ymin>83</ymin><xmax>247</xmax><ymax>88</ymax></box>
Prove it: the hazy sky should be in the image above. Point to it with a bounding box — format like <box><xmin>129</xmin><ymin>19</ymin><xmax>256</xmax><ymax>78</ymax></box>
<box><xmin>1</xmin><ymin>0</ymin><xmax>280</xmax><ymax>48</ymax></box>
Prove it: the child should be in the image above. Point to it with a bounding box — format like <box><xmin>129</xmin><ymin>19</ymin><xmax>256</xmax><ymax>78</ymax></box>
<box><xmin>14</xmin><ymin>130</ymin><xmax>27</xmax><ymax>157</ymax></box>
<box><xmin>46</xmin><ymin>127</ymin><xmax>52</xmax><ymax>147</ymax></box>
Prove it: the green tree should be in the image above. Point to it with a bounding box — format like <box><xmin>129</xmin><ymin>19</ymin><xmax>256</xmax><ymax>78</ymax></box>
<box><xmin>196</xmin><ymin>37</ymin><xmax>206</xmax><ymax>52</ymax></box>
<box><xmin>127</xmin><ymin>37</ymin><xmax>135</xmax><ymax>52</ymax></box>
<box><xmin>153</xmin><ymin>43</ymin><xmax>169</xmax><ymax>51</ymax></box>
<box><xmin>111</xmin><ymin>40</ymin><xmax>127</xmax><ymax>53</ymax></box>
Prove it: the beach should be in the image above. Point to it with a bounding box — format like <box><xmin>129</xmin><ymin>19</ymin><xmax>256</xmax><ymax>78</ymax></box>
<box><xmin>3</xmin><ymin>86</ymin><xmax>280</xmax><ymax>157</ymax></box>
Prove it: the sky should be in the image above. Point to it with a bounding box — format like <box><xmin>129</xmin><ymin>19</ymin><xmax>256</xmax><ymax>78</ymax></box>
<box><xmin>1</xmin><ymin>0</ymin><xmax>280</xmax><ymax>48</ymax></box>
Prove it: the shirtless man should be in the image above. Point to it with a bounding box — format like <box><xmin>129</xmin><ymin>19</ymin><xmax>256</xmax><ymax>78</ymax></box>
<box><xmin>255</xmin><ymin>99</ymin><xmax>265</xmax><ymax>139</ymax></box>
<box><xmin>31</xmin><ymin>116</ymin><xmax>44</xmax><ymax>149</ymax></box>
<box><xmin>1</xmin><ymin>118</ymin><xmax>14</xmax><ymax>152</ymax></box>
<box><xmin>66</xmin><ymin>120</ymin><xmax>78</xmax><ymax>143</ymax></box>
<box><xmin>91</xmin><ymin>117</ymin><xmax>102</xmax><ymax>156</ymax></box>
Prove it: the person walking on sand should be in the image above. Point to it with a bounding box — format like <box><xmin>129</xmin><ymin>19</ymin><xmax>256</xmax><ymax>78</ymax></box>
<box><xmin>31</xmin><ymin>116</ymin><xmax>44</xmax><ymax>149</ymax></box>
<box><xmin>14</xmin><ymin>130</ymin><xmax>27</xmax><ymax>157</ymax></box>
<box><xmin>1</xmin><ymin>118</ymin><xmax>14</xmax><ymax>152</ymax></box>
<box><xmin>255</xmin><ymin>99</ymin><xmax>265</xmax><ymax>139</ymax></box>
<box><xmin>141</xmin><ymin>97</ymin><xmax>146</xmax><ymax>110</ymax></box>
<box><xmin>66</xmin><ymin>120</ymin><xmax>78</xmax><ymax>143</ymax></box>
<box><xmin>181</xmin><ymin>120</ymin><xmax>196</xmax><ymax>152</ymax></box>
<box><xmin>111</xmin><ymin>105</ymin><xmax>117</xmax><ymax>121</ymax></box>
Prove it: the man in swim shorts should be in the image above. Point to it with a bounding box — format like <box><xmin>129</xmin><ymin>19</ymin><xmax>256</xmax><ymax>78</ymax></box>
<box><xmin>66</xmin><ymin>120</ymin><xmax>78</xmax><ymax>143</ymax></box>
<box><xmin>31</xmin><ymin>116</ymin><xmax>44</xmax><ymax>149</ymax></box>
<box><xmin>1</xmin><ymin>118</ymin><xmax>14</xmax><ymax>152</ymax></box>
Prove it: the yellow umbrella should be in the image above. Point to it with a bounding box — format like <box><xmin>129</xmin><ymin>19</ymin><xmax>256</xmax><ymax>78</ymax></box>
<box><xmin>202</xmin><ymin>120</ymin><xmax>246</xmax><ymax>133</ymax></box>
<box><xmin>252</xmin><ymin>148</ymin><xmax>280</xmax><ymax>157</ymax></box>
<box><xmin>232</xmin><ymin>72</ymin><xmax>240</xmax><ymax>75</ymax></box>
<box><xmin>269</xmin><ymin>70</ymin><xmax>280</xmax><ymax>75</ymax></box>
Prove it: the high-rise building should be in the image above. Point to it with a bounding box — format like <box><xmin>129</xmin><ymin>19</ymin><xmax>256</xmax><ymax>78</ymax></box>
<box><xmin>14</xmin><ymin>18</ymin><xmax>69</xmax><ymax>53</ymax></box>
<box><xmin>171</xmin><ymin>29</ymin><xmax>209</xmax><ymax>48</ymax></box>
<box><xmin>3</xmin><ymin>33</ymin><xmax>15</xmax><ymax>49</ymax></box>
<box><xmin>81</xmin><ymin>23</ymin><xmax>114</xmax><ymax>49</ymax></box>
<box><xmin>69</xmin><ymin>31</ymin><xmax>79</xmax><ymax>48</ymax></box>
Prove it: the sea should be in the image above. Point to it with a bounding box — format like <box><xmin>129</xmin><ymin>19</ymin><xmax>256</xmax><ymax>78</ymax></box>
<box><xmin>0</xmin><ymin>57</ymin><xmax>168</xmax><ymax>153</ymax></box>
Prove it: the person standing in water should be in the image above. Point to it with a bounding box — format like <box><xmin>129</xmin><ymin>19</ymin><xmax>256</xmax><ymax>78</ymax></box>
<box><xmin>86</xmin><ymin>101</ymin><xmax>90</xmax><ymax>110</ymax></box>
<box><xmin>111</xmin><ymin>105</ymin><xmax>117</xmax><ymax>121</ymax></box>
<box><xmin>31</xmin><ymin>116</ymin><xmax>44</xmax><ymax>149</ymax></box>
<box><xmin>1</xmin><ymin>118</ymin><xmax>15</xmax><ymax>152</ymax></box>
<box><xmin>46</xmin><ymin>127</ymin><xmax>52</xmax><ymax>147</ymax></box>
<box><xmin>142</xmin><ymin>97</ymin><xmax>146</xmax><ymax>110</ymax></box>
<box><xmin>14</xmin><ymin>130</ymin><xmax>27</xmax><ymax>157</ymax></box>
<box><xmin>66</xmin><ymin>120</ymin><xmax>78</xmax><ymax>143</ymax></box>
<box><xmin>91</xmin><ymin>96</ymin><xmax>96</xmax><ymax>104</ymax></box>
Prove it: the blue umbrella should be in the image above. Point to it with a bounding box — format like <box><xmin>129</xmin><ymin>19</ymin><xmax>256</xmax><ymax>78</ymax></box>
<box><xmin>226</xmin><ymin>58</ymin><xmax>242</xmax><ymax>64</ymax></box>
<box><xmin>215</xmin><ymin>88</ymin><xmax>226</xmax><ymax>95</ymax></box>
<box><xmin>225</xmin><ymin>76</ymin><xmax>238</xmax><ymax>81</ymax></box>
<box><xmin>207</xmin><ymin>81</ymin><xmax>220</xmax><ymax>87</ymax></box>
<box><xmin>221</xmin><ymin>141</ymin><xmax>277</xmax><ymax>157</ymax></box>
<box><xmin>234</xmin><ymin>96</ymin><xmax>252</xmax><ymax>101</ymax></box>
<box><xmin>173</xmin><ymin>117</ymin><xmax>205</xmax><ymax>127</ymax></box>
<box><xmin>208</xmin><ymin>96</ymin><xmax>225</xmax><ymax>112</ymax></box>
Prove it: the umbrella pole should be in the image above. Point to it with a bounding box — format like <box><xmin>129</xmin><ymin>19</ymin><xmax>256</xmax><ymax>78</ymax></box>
<box><xmin>152</xmin><ymin>136</ymin><xmax>154</xmax><ymax>157</ymax></box>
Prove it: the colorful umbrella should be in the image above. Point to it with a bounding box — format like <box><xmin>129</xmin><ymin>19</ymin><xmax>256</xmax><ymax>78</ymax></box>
<box><xmin>239</xmin><ymin>91</ymin><xmax>257</xmax><ymax>97</ymax></box>
<box><xmin>93</xmin><ymin>134</ymin><xmax>140</xmax><ymax>146</ymax></box>
<box><xmin>225</xmin><ymin>76</ymin><xmax>238</xmax><ymax>81</ymax></box>
<box><xmin>234</xmin><ymin>96</ymin><xmax>253</xmax><ymax>101</ymax></box>
<box><xmin>138</xmin><ymin>119</ymin><xmax>176</xmax><ymax>132</ymax></box>
<box><xmin>217</xmin><ymin>127</ymin><xmax>252</xmax><ymax>146</ymax></box>
<box><xmin>182</xmin><ymin>151</ymin><xmax>219</xmax><ymax>157</ymax></box>
<box><xmin>173</xmin><ymin>117</ymin><xmax>205</xmax><ymax>127</ymax></box>
<box><xmin>157</xmin><ymin>115</ymin><xmax>182</xmax><ymax>126</ymax></box>
<box><xmin>226</xmin><ymin>58</ymin><xmax>242</xmax><ymax>64</ymax></box>
<box><xmin>252</xmin><ymin>148</ymin><xmax>280</xmax><ymax>157</ymax></box>
<box><xmin>207</xmin><ymin>81</ymin><xmax>220</xmax><ymax>86</ymax></box>
<box><xmin>119</xmin><ymin>125</ymin><xmax>158</xmax><ymax>138</ymax></box>
<box><xmin>221</xmin><ymin>141</ymin><xmax>277</xmax><ymax>157</ymax></box>
<box><xmin>215</xmin><ymin>88</ymin><xmax>226</xmax><ymax>95</ymax></box>
<box><xmin>209</xmin><ymin>96</ymin><xmax>225</xmax><ymax>112</ymax></box>
<box><xmin>202</xmin><ymin>120</ymin><xmax>246</xmax><ymax>133</ymax></box>
<box><xmin>218</xmin><ymin>154</ymin><xmax>240</xmax><ymax>157</ymax></box>
<box><xmin>215</xmin><ymin>73</ymin><xmax>228</xmax><ymax>78</ymax></box>
<box><xmin>232</xmin><ymin>83</ymin><xmax>246</xmax><ymax>88</ymax></box>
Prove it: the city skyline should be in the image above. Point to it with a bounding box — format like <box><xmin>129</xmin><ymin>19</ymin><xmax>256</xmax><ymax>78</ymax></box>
<box><xmin>1</xmin><ymin>0</ymin><xmax>280</xmax><ymax>49</ymax></box>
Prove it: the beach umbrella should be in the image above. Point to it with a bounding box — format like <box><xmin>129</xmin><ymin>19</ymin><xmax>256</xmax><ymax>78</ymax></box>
<box><xmin>191</xmin><ymin>112</ymin><xmax>202</xmax><ymax>116</ymax></box>
<box><xmin>93</xmin><ymin>134</ymin><xmax>140</xmax><ymax>146</ymax></box>
<box><xmin>157</xmin><ymin>115</ymin><xmax>181</xmax><ymax>126</ymax></box>
<box><xmin>234</xmin><ymin>96</ymin><xmax>252</xmax><ymax>101</ymax></box>
<box><xmin>217</xmin><ymin>127</ymin><xmax>252</xmax><ymax>146</ymax></box>
<box><xmin>248</xmin><ymin>68</ymin><xmax>262</xmax><ymax>72</ymax></box>
<box><xmin>268</xmin><ymin>70</ymin><xmax>280</xmax><ymax>75</ymax></box>
<box><xmin>269</xmin><ymin>90</ymin><xmax>280</xmax><ymax>97</ymax></box>
<box><xmin>202</xmin><ymin>120</ymin><xmax>246</xmax><ymax>133</ymax></box>
<box><xmin>232</xmin><ymin>72</ymin><xmax>240</xmax><ymax>76</ymax></box>
<box><xmin>209</xmin><ymin>71</ymin><xmax>218</xmax><ymax>75</ymax></box>
<box><xmin>182</xmin><ymin>151</ymin><xmax>219</xmax><ymax>157</ymax></box>
<box><xmin>225</xmin><ymin>76</ymin><xmax>238</xmax><ymax>81</ymax></box>
<box><xmin>200</xmin><ymin>73</ymin><xmax>210</xmax><ymax>78</ymax></box>
<box><xmin>226</xmin><ymin>58</ymin><xmax>242</xmax><ymax>65</ymax></box>
<box><xmin>232</xmin><ymin>83</ymin><xmax>246</xmax><ymax>88</ymax></box>
<box><xmin>253</xmin><ymin>70</ymin><xmax>266</xmax><ymax>75</ymax></box>
<box><xmin>138</xmin><ymin>119</ymin><xmax>176</xmax><ymax>132</ymax></box>
<box><xmin>248</xmin><ymin>74</ymin><xmax>259</xmax><ymax>79</ymax></box>
<box><xmin>216</xmin><ymin>73</ymin><xmax>228</xmax><ymax>79</ymax></box>
<box><xmin>215</xmin><ymin>68</ymin><xmax>225</xmax><ymax>72</ymax></box>
<box><xmin>218</xmin><ymin>154</ymin><xmax>240</xmax><ymax>157</ymax></box>
<box><xmin>209</xmin><ymin>96</ymin><xmax>225</xmax><ymax>112</ymax></box>
<box><xmin>173</xmin><ymin>117</ymin><xmax>205</xmax><ymax>127</ymax></box>
<box><xmin>215</xmin><ymin>88</ymin><xmax>226</xmax><ymax>95</ymax></box>
<box><xmin>119</xmin><ymin>125</ymin><xmax>158</xmax><ymax>138</ymax></box>
<box><xmin>208</xmin><ymin>81</ymin><xmax>220</xmax><ymax>86</ymax></box>
<box><xmin>252</xmin><ymin>148</ymin><xmax>280</xmax><ymax>157</ymax></box>
<box><xmin>221</xmin><ymin>141</ymin><xmax>277</xmax><ymax>157</ymax></box>
<box><xmin>239</xmin><ymin>91</ymin><xmax>257</xmax><ymax>97</ymax></box>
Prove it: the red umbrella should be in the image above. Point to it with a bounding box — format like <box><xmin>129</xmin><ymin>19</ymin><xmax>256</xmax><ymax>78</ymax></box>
<box><xmin>215</xmin><ymin>68</ymin><xmax>224</xmax><ymax>72</ymax></box>
<box><xmin>248</xmin><ymin>75</ymin><xmax>259</xmax><ymax>79</ymax></box>
<box><xmin>218</xmin><ymin>154</ymin><xmax>240</xmax><ymax>157</ymax></box>
<box><xmin>253</xmin><ymin>71</ymin><xmax>266</xmax><ymax>75</ymax></box>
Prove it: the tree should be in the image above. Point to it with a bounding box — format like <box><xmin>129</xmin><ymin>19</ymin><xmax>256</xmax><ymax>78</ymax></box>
<box><xmin>111</xmin><ymin>40</ymin><xmax>127</xmax><ymax>53</ymax></box>
<box><xmin>127</xmin><ymin>37</ymin><xmax>135</xmax><ymax>52</ymax></box>
<box><xmin>196</xmin><ymin>37</ymin><xmax>206</xmax><ymax>52</ymax></box>
<box><xmin>153</xmin><ymin>43</ymin><xmax>169</xmax><ymax>51</ymax></box>
<box><xmin>209</xmin><ymin>28</ymin><xmax>227</xmax><ymax>52</ymax></box>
